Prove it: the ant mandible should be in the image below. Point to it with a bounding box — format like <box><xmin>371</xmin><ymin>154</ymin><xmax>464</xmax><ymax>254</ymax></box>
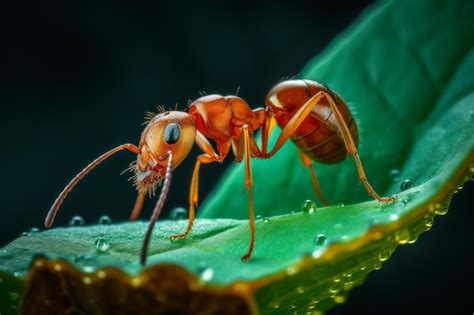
<box><xmin>44</xmin><ymin>79</ymin><xmax>396</xmax><ymax>266</ymax></box>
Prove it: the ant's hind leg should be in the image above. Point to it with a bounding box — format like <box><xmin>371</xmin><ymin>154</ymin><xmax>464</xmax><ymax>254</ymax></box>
<box><xmin>297</xmin><ymin>150</ymin><xmax>329</xmax><ymax>206</ymax></box>
<box><xmin>323</xmin><ymin>92</ymin><xmax>396</xmax><ymax>203</ymax></box>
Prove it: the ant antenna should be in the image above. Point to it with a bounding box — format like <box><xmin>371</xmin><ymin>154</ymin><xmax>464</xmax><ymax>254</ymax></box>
<box><xmin>236</xmin><ymin>86</ymin><xmax>241</xmax><ymax>96</ymax></box>
<box><xmin>140</xmin><ymin>151</ymin><xmax>173</xmax><ymax>266</ymax></box>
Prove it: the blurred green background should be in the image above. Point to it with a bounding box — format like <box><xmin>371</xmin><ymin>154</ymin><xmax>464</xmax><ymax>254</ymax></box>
<box><xmin>0</xmin><ymin>0</ymin><xmax>472</xmax><ymax>313</ymax></box>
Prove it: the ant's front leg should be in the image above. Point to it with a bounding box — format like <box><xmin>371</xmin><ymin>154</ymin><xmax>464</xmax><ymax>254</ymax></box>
<box><xmin>170</xmin><ymin>132</ymin><xmax>230</xmax><ymax>240</ymax></box>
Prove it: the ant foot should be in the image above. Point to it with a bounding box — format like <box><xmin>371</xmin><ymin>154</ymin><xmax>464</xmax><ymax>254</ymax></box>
<box><xmin>170</xmin><ymin>234</ymin><xmax>187</xmax><ymax>240</ymax></box>
<box><xmin>241</xmin><ymin>253</ymin><xmax>251</xmax><ymax>261</ymax></box>
<box><xmin>379</xmin><ymin>195</ymin><xmax>397</xmax><ymax>203</ymax></box>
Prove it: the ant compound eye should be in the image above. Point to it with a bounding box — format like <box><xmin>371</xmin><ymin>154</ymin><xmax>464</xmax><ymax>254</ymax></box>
<box><xmin>163</xmin><ymin>123</ymin><xmax>181</xmax><ymax>144</ymax></box>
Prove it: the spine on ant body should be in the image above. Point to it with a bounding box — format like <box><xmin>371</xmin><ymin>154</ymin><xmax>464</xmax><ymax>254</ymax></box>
<box><xmin>266</xmin><ymin>79</ymin><xmax>358</xmax><ymax>164</ymax></box>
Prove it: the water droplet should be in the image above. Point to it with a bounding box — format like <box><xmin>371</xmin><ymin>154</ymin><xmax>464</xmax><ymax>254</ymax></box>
<box><xmin>333</xmin><ymin>276</ymin><xmax>342</xmax><ymax>283</ymax></box>
<box><xmin>29</xmin><ymin>227</ymin><xmax>40</xmax><ymax>233</ymax></box>
<box><xmin>334</xmin><ymin>295</ymin><xmax>346</xmax><ymax>304</ymax></box>
<box><xmin>286</xmin><ymin>266</ymin><xmax>297</xmax><ymax>276</ymax></box>
<box><xmin>314</xmin><ymin>234</ymin><xmax>327</xmax><ymax>246</ymax></box>
<box><xmin>374</xmin><ymin>262</ymin><xmax>382</xmax><ymax>270</ymax></box>
<box><xmin>337</xmin><ymin>203</ymin><xmax>345</xmax><ymax>207</ymax></box>
<box><xmin>98</xmin><ymin>215</ymin><xmax>112</xmax><ymax>225</ymax></box>
<box><xmin>263</xmin><ymin>217</ymin><xmax>270</xmax><ymax>223</ymax></box>
<box><xmin>311</xmin><ymin>249</ymin><xmax>323</xmax><ymax>259</ymax></box>
<box><xmin>378</xmin><ymin>250</ymin><xmax>390</xmax><ymax>262</ymax></box>
<box><xmin>270</xmin><ymin>301</ymin><xmax>280</xmax><ymax>309</ymax></box>
<box><xmin>13</xmin><ymin>271</ymin><xmax>24</xmax><ymax>278</ymax></box>
<box><xmin>302</xmin><ymin>200</ymin><xmax>317</xmax><ymax>213</ymax></box>
<box><xmin>289</xmin><ymin>303</ymin><xmax>296</xmax><ymax>309</ymax></box>
<box><xmin>360</xmin><ymin>265</ymin><xmax>367</xmax><ymax>271</ymax></box>
<box><xmin>424</xmin><ymin>215</ymin><xmax>434</xmax><ymax>227</ymax></box>
<box><xmin>389</xmin><ymin>213</ymin><xmax>399</xmax><ymax>221</ymax></box>
<box><xmin>433</xmin><ymin>203</ymin><xmax>448</xmax><ymax>215</ymax></box>
<box><xmin>69</xmin><ymin>216</ymin><xmax>85</xmax><ymax>227</ymax></box>
<box><xmin>83</xmin><ymin>266</ymin><xmax>95</xmax><ymax>273</ymax></box>
<box><xmin>256</xmin><ymin>215</ymin><xmax>263</xmax><ymax>220</ymax></box>
<box><xmin>290</xmin><ymin>211</ymin><xmax>296</xmax><ymax>216</ymax></box>
<box><xmin>94</xmin><ymin>238</ymin><xmax>110</xmax><ymax>252</ymax></box>
<box><xmin>330</xmin><ymin>282</ymin><xmax>343</xmax><ymax>294</ymax></box>
<box><xmin>407</xmin><ymin>234</ymin><xmax>418</xmax><ymax>244</ymax></box>
<box><xmin>197</xmin><ymin>263</ymin><xmax>214</xmax><ymax>282</ymax></box>
<box><xmin>400</xmin><ymin>179</ymin><xmax>413</xmax><ymax>191</ymax></box>
<box><xmin>344</xmin><ymin>282</ymin><xmax>354</xmax><ymax>291</ymax></box>
<box><xmin>21</xmin><ymin>232</ymin><xmax>28</xmax><ymax>236</ymax></box>
<box><xmin>74</xmin><ymin>254</ymin><xmax>95</xmax><ymax>265</ymax></box>
<box><xmin>395</xmin><ymin>229</ymin><xmax>410</xmax><ymax>244</ymax></box>
<box><xmin>297</xmin><ymin>286</ymin><xmax>305</xmax><ymax>294</ymax></box>
<box><xmin>169</xmin><ymin>207</ymin><xmax>188</xmax><ymax>220</ymax></box>
<box><xmin>389</xmin><ymin>169</ymin><xmax>400</xmax><ymax>180</ymax></box>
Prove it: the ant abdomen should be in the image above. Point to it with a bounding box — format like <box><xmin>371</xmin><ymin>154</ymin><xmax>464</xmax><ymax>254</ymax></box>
<box><xmin>266</xmin><ymin>79</ymin><xmax>358</xmax><ymax>164</ymax></box>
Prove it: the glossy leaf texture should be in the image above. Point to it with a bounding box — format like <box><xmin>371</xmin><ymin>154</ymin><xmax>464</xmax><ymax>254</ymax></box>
<box><xmin>1</xmin><ymin>0</ymin><xmax>473</xmax><ymax>314</ymax></box>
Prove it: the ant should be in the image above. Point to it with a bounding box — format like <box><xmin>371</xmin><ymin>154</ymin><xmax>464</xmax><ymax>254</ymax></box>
<box><xmin>45</xmin><ymin>79</ymin><xmax>396</xmax><ymax>266</ymax></box>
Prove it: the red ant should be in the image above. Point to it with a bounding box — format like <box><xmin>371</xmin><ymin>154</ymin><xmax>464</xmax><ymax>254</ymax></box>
<box><xmin>45</xmin><ymin>79</ymin><xmax>396</xmax><ymax>266</ymax></box>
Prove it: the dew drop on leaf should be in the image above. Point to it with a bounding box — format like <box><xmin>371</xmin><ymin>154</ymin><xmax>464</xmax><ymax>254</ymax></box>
<box><xmin>302</xmin><ymin>200</ymin><xmax>317</xmax><ymax>213</ymax></box>
<box><xmin>69</xmin><ymin>216</ymin><xmax>85</xmax><ymax>227</ymax></box>
<box><xmin>389</xmin><ymin>169</ymin><xmax>400</xmax><ymax>180</ymax></box>
<box><xmin>329</xmin><ymin>282</ymin><xmax>342</xmax><ymax>294</ymax></box>
<box><xmin>389</xmin><ymin>213</ymin><xmax>399</xmax><ymax>221</ymax></box>
<box><xmin>400</xmin><ymin>179</ymin><xmax>413</xmax><ymax>191</ymax></box>
<box><xmin>374</xmin><ymin>262</ymin><xmax>382</xmax><ymax>270</ymax></box>
<box><xmin>334</xmin><ymin>295</ymin><xmax>346</xmax><ymax>304</ymax></box>
<box><xmin>314</xmin><ymin>234</ymin><xmax>327</xmax><ymax>246</ymax></box>
<box><xmin>424</xmin><ymin>214</ymin><xmax>434</xmax><ymax>227</ymax></box>
<box><xmin>395</xmin><ymin>229</ymin><xmax>410</xmax><ymax>244</ymax></box>
<box><xmin>433</xmin><ymin>203</ymin><xmax>448</xmax><ymax>215</ymax></box>
<box><xmin>378</xmin><ymin>250</ymin><xmax>390</xmax><ymax>262</ymax></box>
<box><xmin>270</xmin><ymin>301</ymin><xmax>280</xmax><ymax>309</ymax></box>
<box><xmin>169</xmin><ymin>207</ymin><xmax>188</xmax><ymax>220</ymax></box>
<box><xmin>94</xmin><ymin>238</ymin><xmax>110</xmax><ymax>252</ymax></box>
<box><xmin>263</xmin><ymin>217</ymin><xmax>270</xmax><ymax>224</ymax></box>
<box><xmin>197</xmin><ymin>263</ymin><xmax>214</xmax><ymax>282</ymax></box>
<box><xmin>98</xmin><ymin>215</ymin><xmax>112</xmax><ymax>225</ymax></box>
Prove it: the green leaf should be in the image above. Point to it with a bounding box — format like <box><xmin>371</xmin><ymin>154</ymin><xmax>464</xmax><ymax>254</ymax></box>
<box><xmin>1</xmin><ymin>0</ymin><xmax>473</xmax><ymax>314</ymax></box>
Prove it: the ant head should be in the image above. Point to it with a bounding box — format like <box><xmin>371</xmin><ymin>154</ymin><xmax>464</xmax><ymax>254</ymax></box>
<box><xmin>134</xmin><ymin>111</ymin><xmax>196</xmax><ymax>195</ymax></box>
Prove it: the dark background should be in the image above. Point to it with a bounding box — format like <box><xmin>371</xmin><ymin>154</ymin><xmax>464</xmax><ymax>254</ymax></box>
<box><xmin>0</xmin><ymin>1</ymin><xmax>472</xmax><ymax>314</ymax></box>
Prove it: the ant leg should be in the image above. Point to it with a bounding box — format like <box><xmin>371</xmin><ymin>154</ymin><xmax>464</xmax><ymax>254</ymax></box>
<box><xmin>322</xmin><ymin>92</ymin><xmax>396</xmax><ymax>203</ymax></box>
<box><xmin>297</xmin><ymin>150</ymin><xmax>329</xmax><ymax>206</ymax></box>
<box><xmin>251</xmin><ymin>107</ymin><xmax>276</xmax><ymax>155</ymax></box>
<box><xmin>170</xmin><ymin>154</ymin><xmax>215</xmax><ymax>240</ymax></box>
<box><xmin>129</xmin><ymin>192</ymin><xmax>146</xmax><ymax>220</ymax></box>
<box><xmin>237</xmin><ymin>125</ymin><xmax>256</xmax><ymax>261</ymax></box>
<box><xmin>170</xmin><ymin>132</ymin><xmax>230</xmax><ymax>240</ymax></box>
<box><xmin>262</xmin><ymin>92</ymin><xmax>325</xmax><ymax>158</ymax></box>
<box><xmin>45</xmin><ymin>143</ymin><xmax>140</xmax><ymax>228</ymax></box>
